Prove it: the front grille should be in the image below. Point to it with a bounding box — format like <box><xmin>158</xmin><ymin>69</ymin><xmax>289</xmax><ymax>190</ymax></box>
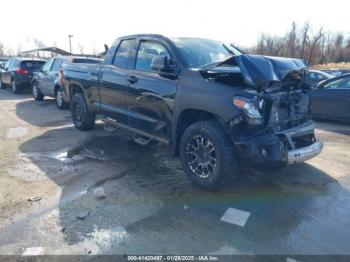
<box><xmin>266</xmin><ymin>89</ymin><xmax>311</xmax><ymax>131</ymax></box>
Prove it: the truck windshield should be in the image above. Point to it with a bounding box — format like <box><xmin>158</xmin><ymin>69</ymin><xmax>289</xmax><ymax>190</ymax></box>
<box><xmin>171</xmin><ymin>37</ymin><xmax>241</xmax><ymax>69</ymax></box>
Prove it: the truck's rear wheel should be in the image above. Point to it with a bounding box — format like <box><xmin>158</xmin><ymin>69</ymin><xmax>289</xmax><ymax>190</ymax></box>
<box><xmin>71</xmin><ymin>93</ymin><xmax>95</xmax><ymax>130</ymax></box>
<box><xmin>179</xmin><ymin>121</ymin><xmax>238</xmax><ymax>190</ymax></box>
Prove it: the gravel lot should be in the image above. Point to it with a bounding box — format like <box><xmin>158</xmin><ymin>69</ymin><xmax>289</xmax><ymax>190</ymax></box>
<box><xmin>0</xmin><ymin>88</ymin><xmax>350</xmax><ymax>256</ymax></box>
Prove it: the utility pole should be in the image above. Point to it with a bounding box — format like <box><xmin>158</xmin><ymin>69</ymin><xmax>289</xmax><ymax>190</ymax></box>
<box><xmin>68</xmin><ymin>35</ymin><xmax>73</xmax><ymax>54</ymax></box>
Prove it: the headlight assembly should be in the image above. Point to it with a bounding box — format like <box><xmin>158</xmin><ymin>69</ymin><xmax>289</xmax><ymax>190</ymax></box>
<box><xmin>233</xmin><ymin>96</ymin><xmax>264</xmax><ymax>125</ymax></box>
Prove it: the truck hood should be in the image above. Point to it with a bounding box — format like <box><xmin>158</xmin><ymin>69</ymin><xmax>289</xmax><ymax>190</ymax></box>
<box><xmin>200</xmin><ymin>54</ymin><xmax>308</xmax><ymax>90</ymax></box>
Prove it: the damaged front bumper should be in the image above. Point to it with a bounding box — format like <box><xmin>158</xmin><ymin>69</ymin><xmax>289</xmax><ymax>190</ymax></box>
<box><xmin>234</xmin><ymin>120</ymin><xmax>323</xmax><ymax>166</ymax></box>
<box><xmin>287</xmin><ymin>140</ymin><xmax>323</xmax><ymax>164</ymax></box>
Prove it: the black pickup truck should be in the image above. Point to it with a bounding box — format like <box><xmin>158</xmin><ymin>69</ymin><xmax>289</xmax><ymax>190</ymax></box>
<box><xmin>62</xmin><ymin>34</ymin><xmax>323</xmax><ymax>190</ymax></box>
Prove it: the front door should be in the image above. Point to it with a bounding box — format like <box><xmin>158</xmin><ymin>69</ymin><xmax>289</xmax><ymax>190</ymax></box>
<box><xmin>126</xmin><ymin>40</ymin><xmax>178</xmax><ymax>139</ymax></box>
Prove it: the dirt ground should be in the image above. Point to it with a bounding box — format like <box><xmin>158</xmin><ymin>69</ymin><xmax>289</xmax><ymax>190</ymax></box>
<box><xmin>0</xmin><ymin>88</ymin><xmax>350</xmax><ymax>256</ymax></box>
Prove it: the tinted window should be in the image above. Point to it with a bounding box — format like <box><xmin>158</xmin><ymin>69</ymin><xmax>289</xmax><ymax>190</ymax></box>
<box><xmin>51</xmin><ymin>59</ymin><xmax>63</xmax><ymax>71</ymax></box>
<box><xmin>21</xmin><ymin>60</ymin><xmax>46</xmax><ymax>72</ymax></box>
<box><xmin>310</xmin><ymin>72</ymin><xmax>321</xmax><ymax>80</ymax></box>
<box><xmin>113</xmin><ymin>39</ymin><xmax>135</xmax><ymax>68</ymax></box>
<box><xmin>72</xmin><ymin>58</ymin><xmax>102</xmax><ymax>64</ymax></box>
<box><xmin>135</xmin><ymin>41</ymin><xmax>171</xmax><ymax>72</ymax></box>
<box><xmin>324</xmin><ymin>77</ymin><xmax>350</xmax><ymax>89</ymax></box>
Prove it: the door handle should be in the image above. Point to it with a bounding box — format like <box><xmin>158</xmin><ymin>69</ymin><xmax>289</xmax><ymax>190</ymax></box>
<box><xmin>127</xmin><ymin>75</ymin><xmax>138</xmax><ymax>84</ymax></box>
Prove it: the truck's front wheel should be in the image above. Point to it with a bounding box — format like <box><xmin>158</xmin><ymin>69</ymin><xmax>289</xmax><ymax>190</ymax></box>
<box><xmin>71</xmin><ymin>93</ymin><xmax>95</xmax><ymax>131</ymax></box>
<box><xmin>179</xmin><ymin>121</ymin><xmax>238</xmax><ymax>190</ymax></box>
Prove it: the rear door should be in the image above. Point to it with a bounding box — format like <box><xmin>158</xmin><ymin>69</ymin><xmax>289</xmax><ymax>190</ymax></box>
<box><xmin>37</xmin><ymin>58</ymin><xmax>54</xmax><ymax>95</ymax></box>
<box><xmin>126</xmin><ymin>39</ymin><xmax>178</xmax><ymax>139</ymax></box>
<box><xmin>99</xmin><ymin>38</ymin><xmax>137</xmax><ymax>124</ymax></box>
<box><xmin>312</xmin><ymin>76</ymin><xmax>350</xmax><ymax>121</ymax></box>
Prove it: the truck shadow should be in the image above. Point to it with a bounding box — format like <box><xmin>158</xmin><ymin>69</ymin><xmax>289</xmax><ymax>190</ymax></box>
<box><xmin>14</xmin><ymin>125</ymin><xmax>349</xmax><ymax>254</ymax></box>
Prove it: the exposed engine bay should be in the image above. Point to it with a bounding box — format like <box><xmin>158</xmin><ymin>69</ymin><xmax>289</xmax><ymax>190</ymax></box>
<box><xmin>200</xmin><ymin>54</ymin><xmax>318</xmax><ymax>158</ymax></box>
<box><xmin>200</xmin><ymin>54</ymin><xmax>312</xmax><ymax>132</ymax></box>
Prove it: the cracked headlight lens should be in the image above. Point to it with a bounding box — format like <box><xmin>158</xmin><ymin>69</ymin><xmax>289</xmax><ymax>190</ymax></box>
<box><xmin>233</xmin><ymin>96</ymin><xmax>264</xmax><ymax>125</ymax></box>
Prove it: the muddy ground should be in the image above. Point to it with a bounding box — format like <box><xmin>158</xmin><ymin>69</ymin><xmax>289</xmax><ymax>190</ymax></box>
<box><xmin>0</xmin><ymin>88</ymin><xmax>350</xmax><ymax>256</ymax></box>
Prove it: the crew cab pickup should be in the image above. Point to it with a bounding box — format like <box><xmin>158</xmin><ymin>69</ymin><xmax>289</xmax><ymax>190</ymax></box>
<box><xmin>62</xmin><ymin>34</ymin><xmax>323</xmax><ymax>190</ymax></box>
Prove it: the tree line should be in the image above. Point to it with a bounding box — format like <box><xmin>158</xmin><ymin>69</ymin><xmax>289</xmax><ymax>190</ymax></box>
<box><xmin>249</xmin><ymin>22</ymin><xmax>350</xmax><ymax>65</ymax></box>
<box><xmin>2</xmin><ymin>22</ymin><xmax>350</xmax><ymax>66</ymax></box>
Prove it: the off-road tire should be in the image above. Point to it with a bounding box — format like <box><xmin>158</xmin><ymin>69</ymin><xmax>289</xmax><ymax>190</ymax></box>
<box><xmin>179</xmin><ymin>120</ymin><xmax>239</xmax><ymax>190</ymax></box>
<box><xmin>71</xmin><ymin>93</ymin><xmax>95</xmax><ymax>131</ymax></box>
<box><xmin>32</xmin><ymin>82</ymin><xmax>44</xmax><ymax>101</ymax></box>
<box><xmin>55</xmin><ymin>86</ymin><xmax>68</xmax><ymax>109</ymax></box>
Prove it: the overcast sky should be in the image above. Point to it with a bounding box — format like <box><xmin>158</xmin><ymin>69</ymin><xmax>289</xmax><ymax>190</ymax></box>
<box><xmin>1</xmin><ymin>0</ymin><xmax>349</xmax><ymax>54</ymax></box>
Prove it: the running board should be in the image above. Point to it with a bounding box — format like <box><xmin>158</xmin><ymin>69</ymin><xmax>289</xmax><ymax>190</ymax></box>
<box><xmin>133</xmin><ymin>133</ymin><xmax>152</xmax><ymax>146</ymax></box>
<box><xmin>101</xmin><ymin>116</ymin><xmax>120</xmax><ymax>133</ymax></box>
<box><xmin>99</xmin><ymin>115</ymin><xmax>170</xmax><ymax>145</ymax></box>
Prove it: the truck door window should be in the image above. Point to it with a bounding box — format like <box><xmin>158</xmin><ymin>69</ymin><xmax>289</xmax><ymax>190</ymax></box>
<box><xmin>135</xmin><ymin>41</ymin><xmax>172</xmax><ymax>72</ymax></box>
<box><xmin>113</xmin><ymin>39</ymin><xmax>135</xmax><ymax>68</ymax></box>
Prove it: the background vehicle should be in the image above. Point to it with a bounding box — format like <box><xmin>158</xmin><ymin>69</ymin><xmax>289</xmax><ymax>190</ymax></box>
<box><xmin>306</xmin><ymin>69</ymin><xmax>333</xmax><ymax>87</ymax></box>
<box><xmin>32</xmin><ymin>56</ymin><xmax>102</xmax><ymax>109</ymax></box>
<box><xmin>321</xmin><ymin>69</ymin><xmax>350</xmax><ymax>77</ymax></box>
<box><xmin>0</xmin><ymin>58</ymin><xmax>8</xmax><ymax>69</ymax></box>
<box><xmin>0</xmin><ymin>58</ymin><xmax>46</xmax><ymax>93</ymax></box>
<box><xmin>311</xmin><ymin>73</ymin><xmax>350</xmax><ymax>122</ymax></box>
<box><xmin>62</xmin><ymin>34</ymin><xmax>323</xmax><ymax>190</ymax></box>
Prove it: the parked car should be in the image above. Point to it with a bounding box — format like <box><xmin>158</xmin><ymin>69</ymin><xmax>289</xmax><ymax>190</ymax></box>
<box><xmin>0</xmin><ymin>58</ymin><xmax>8</xmax><ymax>69</ymax></box>
<box><xmin>321</xmin><ymin>69</ymin><xmax>350</xmax><ymax>77</ymax></box>
<box><xmin>62</xmin><ymin>34</ymin><xmax>323</xmax><ymax>190</ymax></box>
<box><xmin>0</xmin><ymin>58</ymin><xmax>46</xmax><ymax>93</ymax></box>
<box><xmin>32</xmin><ymin>56</ymin><xmax>102</xmax><ymax>109</ymax></box>
<box><xmin>311</xmin><ymin>73</ymin><xmax>350</xmax><ymax>122</ymax></box>
<box><xmin>306</xmin><ymin>69</ymin><xmax>333</xmax><ymax>87</ymax></box>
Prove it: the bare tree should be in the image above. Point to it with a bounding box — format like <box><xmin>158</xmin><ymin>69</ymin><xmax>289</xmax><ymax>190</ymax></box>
<box><xmin>308</xmin><ymin>27</ymin><xmax>324</xmax><ymax>65</ymax></box>
<box><xmin>286</xmin><ymin>22</ymin><xmax>297</xmax><ymax>57</ymax></box>
<box><xmin>300</xmin><ymin>22</ymin><xmax>310</xmax><ymax>59</ymax></box>
<box><xmin>250</xmin><ymin>21</ymin><xmax>349</xmax><ymax>65</ymax></box>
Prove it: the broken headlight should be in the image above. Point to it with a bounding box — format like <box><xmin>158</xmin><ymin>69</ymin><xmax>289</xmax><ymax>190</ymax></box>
<box><xmin>233</xmin><ymin>96</ymin><xmax>264</xmax><ymax>125</ymax></box>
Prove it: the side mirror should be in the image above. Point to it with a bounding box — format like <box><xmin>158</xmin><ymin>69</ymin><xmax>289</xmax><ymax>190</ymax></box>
<box><xmin>151</xmin><ymin>55</ymin><xmax>177</xmax><ymax>76</ymax></box>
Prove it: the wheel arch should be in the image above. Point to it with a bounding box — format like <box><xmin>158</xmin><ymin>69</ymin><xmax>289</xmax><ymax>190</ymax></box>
<box><xmin>174</xmin><ymin>109</ymin><xmax>228</xmax><ymax>156</ymax></box>
<box><xmin>69</xmin><ymin>83</ymin><xmax>94</xmax><ymax>110</ymax></box>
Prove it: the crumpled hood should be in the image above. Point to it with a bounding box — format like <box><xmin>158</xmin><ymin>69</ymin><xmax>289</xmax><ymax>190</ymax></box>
<box><xmin>202</xmin><ymin>54</ymin><xmax>308</xmax><ymax>90</ymax></box>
